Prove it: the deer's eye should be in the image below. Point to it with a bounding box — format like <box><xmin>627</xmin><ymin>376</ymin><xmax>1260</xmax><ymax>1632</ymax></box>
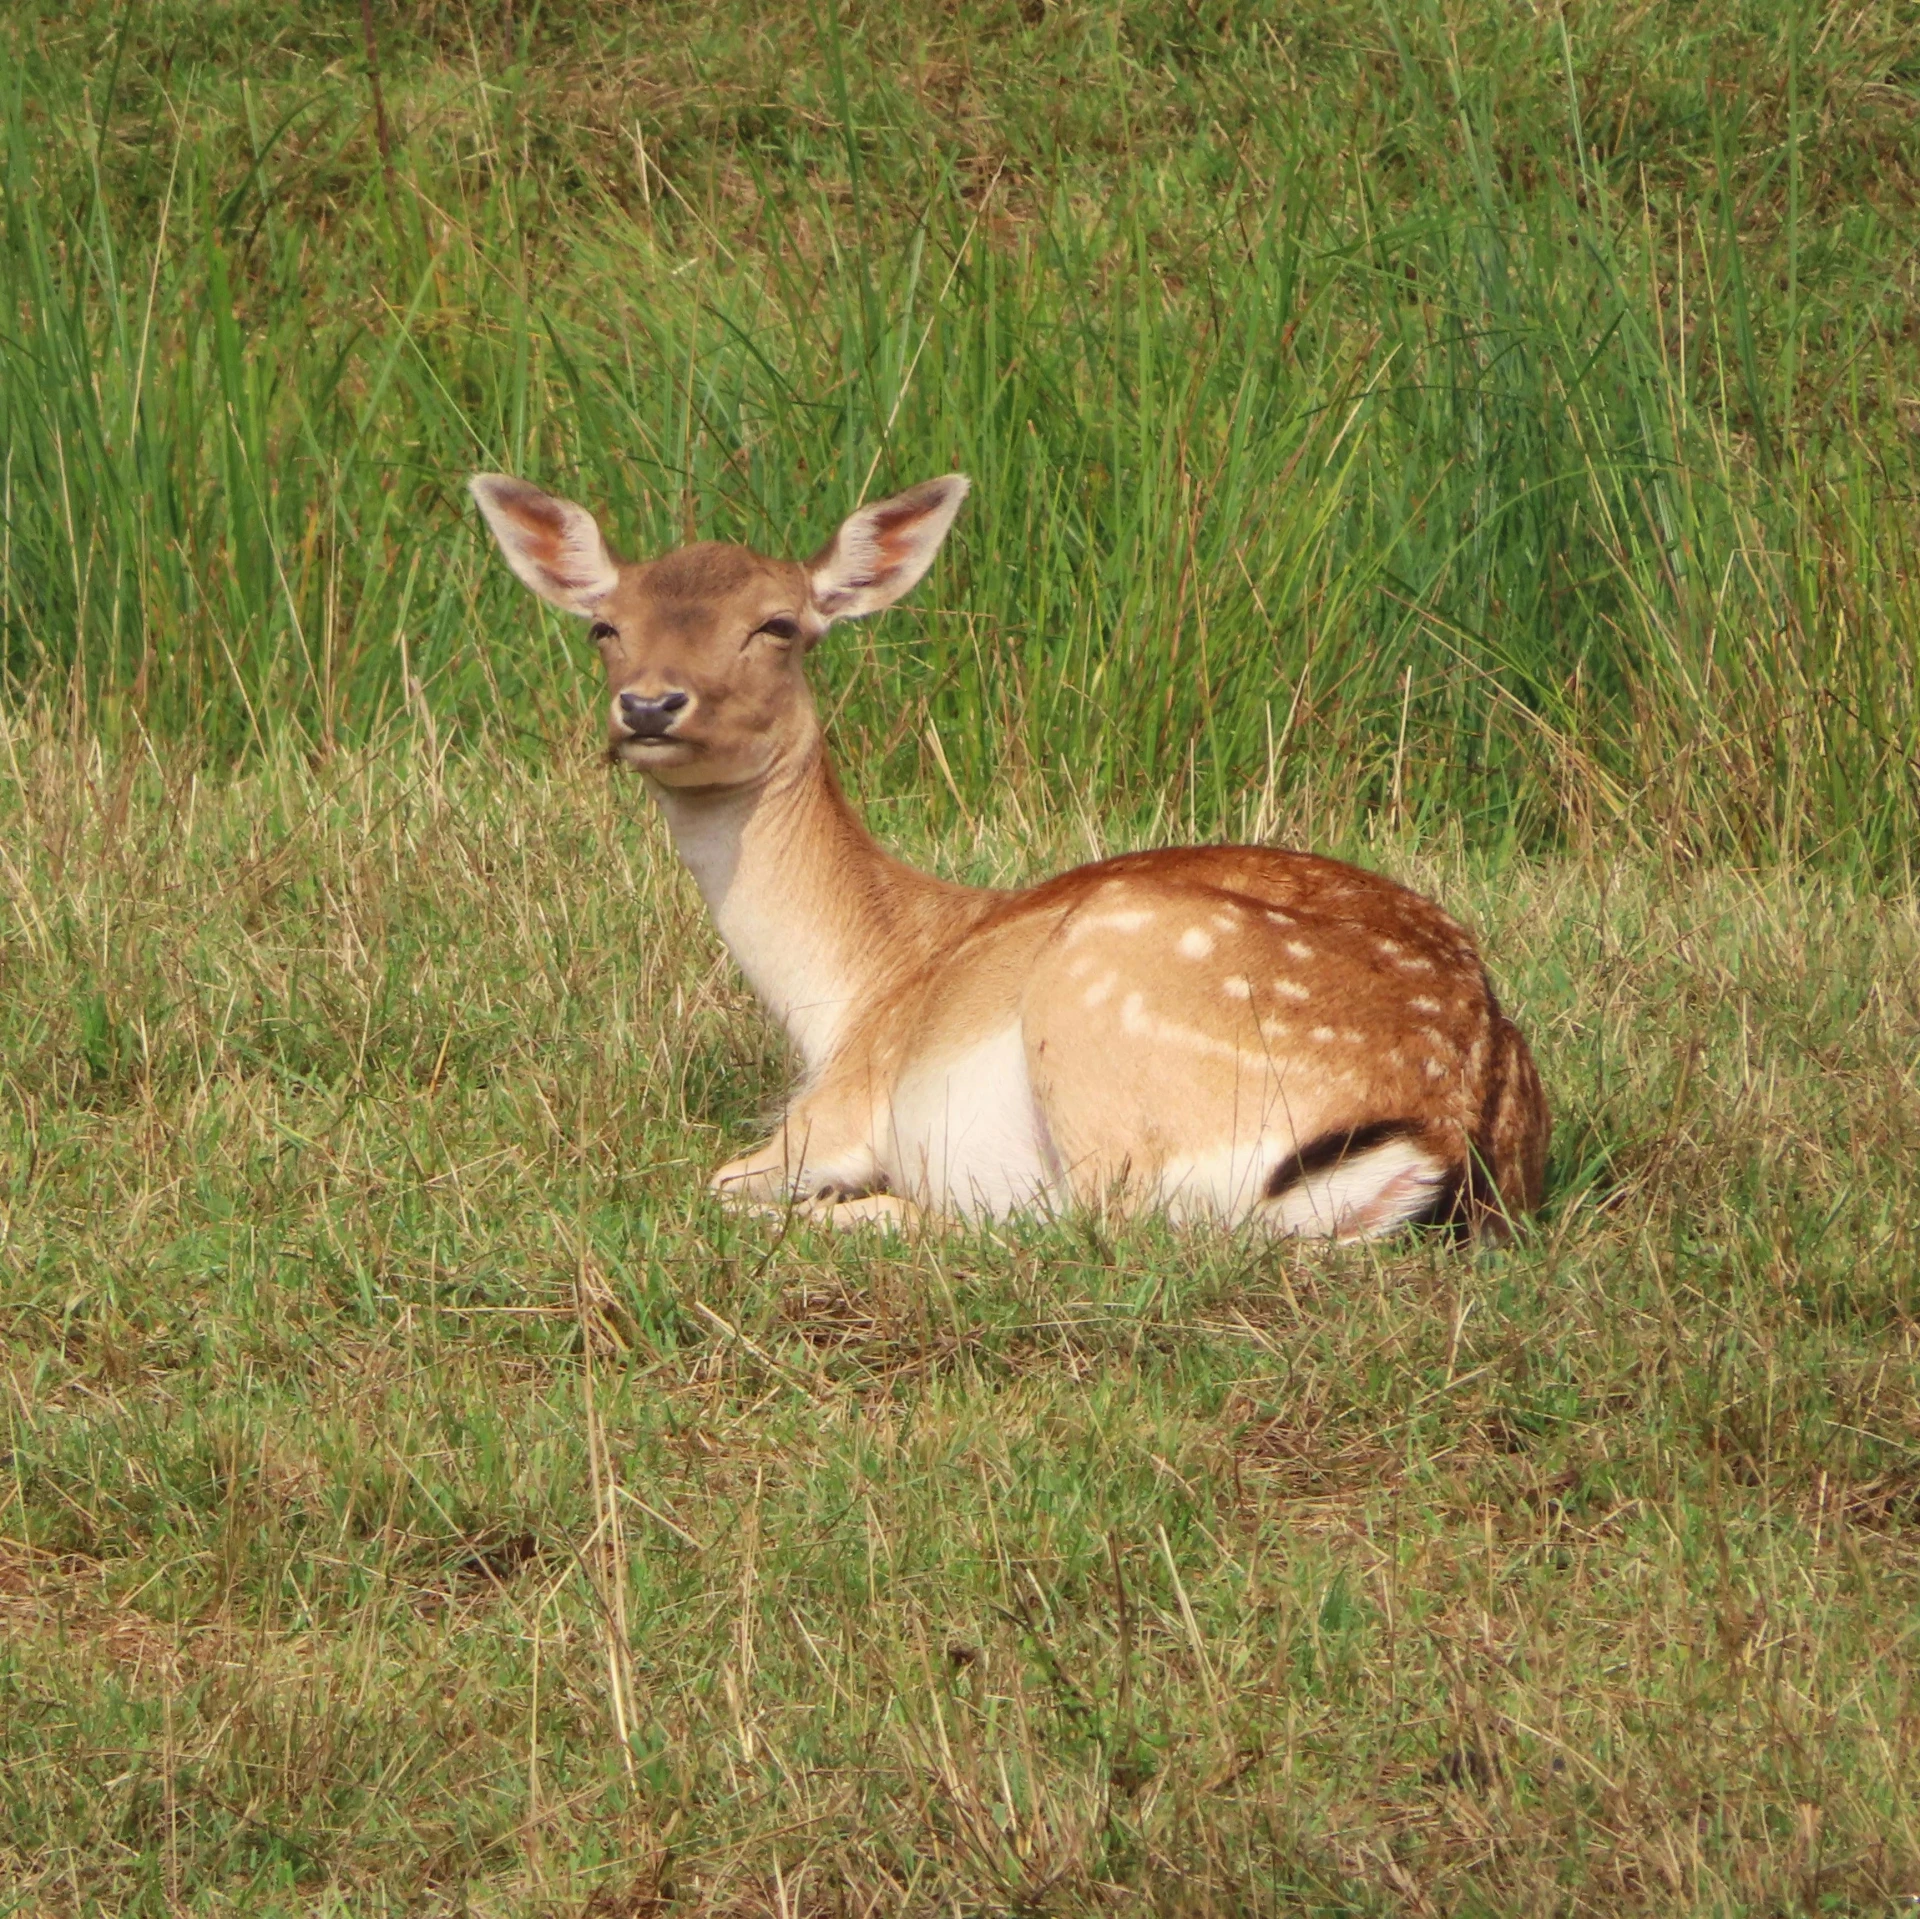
<box><xmin>754</xmin><ymin>615</ymin><xmax>802</xmax><ymax>644</ymax></box>
<box><xmin>588</xmin><ymin>621</ymin><xmax>618</xmax><ymax>646</ymax></box>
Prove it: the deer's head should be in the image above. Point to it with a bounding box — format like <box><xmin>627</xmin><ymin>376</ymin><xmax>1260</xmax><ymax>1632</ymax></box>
<box><xmin>471</xmin><ymin>473</ymin><xmax>969</xmax><ymax>789</ymax></box>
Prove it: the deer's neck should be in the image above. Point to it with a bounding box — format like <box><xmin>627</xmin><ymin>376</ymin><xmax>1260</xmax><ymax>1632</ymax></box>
<box><xmin>652</xmin><ymin>748</ymin><xmax>989</xmax><ymax>1074</ymax></box>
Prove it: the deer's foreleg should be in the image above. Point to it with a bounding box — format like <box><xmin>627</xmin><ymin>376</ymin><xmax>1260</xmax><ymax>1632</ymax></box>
<box><xmin>709</xmin><ymin>1085</ymin><xmax>885</xmax><ymax>1208</ymax></box>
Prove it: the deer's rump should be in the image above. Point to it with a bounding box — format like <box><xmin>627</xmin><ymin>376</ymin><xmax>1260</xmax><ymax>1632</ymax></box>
<box><xmin>867</xmin><ymin>847</ymin><xmax>1547</xmax><ymax>1236</ymax></box>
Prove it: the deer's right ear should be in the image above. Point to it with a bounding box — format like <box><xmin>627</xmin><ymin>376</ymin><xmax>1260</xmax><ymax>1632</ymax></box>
<box><xmin>470</xmin><ymin>474</ymin><xmax>619</xmax><ymax>616</ymax></box>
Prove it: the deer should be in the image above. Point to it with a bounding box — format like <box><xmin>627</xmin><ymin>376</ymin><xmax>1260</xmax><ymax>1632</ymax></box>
<box><xmin>471</xmin><ymin>471</ymin><xmax>1549</xmax><ymax>1239</ymax></box>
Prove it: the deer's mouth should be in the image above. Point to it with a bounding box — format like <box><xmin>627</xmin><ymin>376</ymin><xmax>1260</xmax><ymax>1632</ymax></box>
<box><xmin>610</xmin><ymin>734</ymin><xmax>698</xmax><ymax>767</ymax></box>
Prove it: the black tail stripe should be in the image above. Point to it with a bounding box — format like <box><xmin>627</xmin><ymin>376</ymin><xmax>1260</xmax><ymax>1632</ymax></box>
<box><xmin>1263</xmin><ymin>1119</ymin><xmax>1426</xmax><ymax>1201</ymax></box>
<box><xmin>1411</xmin><ymin>1164</ymin><xmax>1470</xmax><ymax>1236</ymax></box>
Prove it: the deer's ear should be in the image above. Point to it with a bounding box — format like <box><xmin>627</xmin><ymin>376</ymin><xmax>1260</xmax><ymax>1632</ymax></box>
<box><xmin>470</xmin><ymin>474</ymin><xmax>619</xmax><ymax>615</ymax></box>
<box><xmin>807</xmin><ymin>475</ymin><xmax>969</xmax><ymax>626</ymax></box>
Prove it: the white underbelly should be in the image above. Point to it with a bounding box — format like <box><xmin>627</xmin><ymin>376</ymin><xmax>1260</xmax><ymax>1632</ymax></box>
<box><xmin>883</xmin><ymin>1022</ymin><xmax>1060</xmax><ymax>1218</ymax></box>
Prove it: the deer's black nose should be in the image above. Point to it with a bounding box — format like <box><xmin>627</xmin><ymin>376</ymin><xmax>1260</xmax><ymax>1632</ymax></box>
<box><xmin>617</xmin><ymin>689</ymin><xmax>690</xmax><ymax>738</ymax></box>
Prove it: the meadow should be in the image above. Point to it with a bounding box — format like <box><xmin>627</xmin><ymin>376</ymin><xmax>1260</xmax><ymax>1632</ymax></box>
<box><xmin>2</xmin><ymin>0</ymin><xmax>1918</xmax><ymax>1911</ymax></box>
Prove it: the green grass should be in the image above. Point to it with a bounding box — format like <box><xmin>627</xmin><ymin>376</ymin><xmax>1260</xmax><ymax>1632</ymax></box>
<box><xmin>4</xmin><ymin>0</ymin><xmax>1918</xmax><ymax>859</ymax></box>
<box><xmin>3</xmin><ymin>1</ymin><xmax>1920</xmax><ymax>1911</ymax></box>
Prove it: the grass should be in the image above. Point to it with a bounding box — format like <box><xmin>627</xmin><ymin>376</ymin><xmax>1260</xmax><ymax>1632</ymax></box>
<box><xmin>3</xmin><ymin>0</ymin><xmax>1918</xmax><ymax>858</ymax></box>
<box><xmin>3</xmin><ymin>716</ymin><xmax>1918</xmax><ymax>1913</ymax></box>
<box><xmin>3</xmin><ymin>0</ymin><xmax>1920</xmax><ymax>1911</ymax></box>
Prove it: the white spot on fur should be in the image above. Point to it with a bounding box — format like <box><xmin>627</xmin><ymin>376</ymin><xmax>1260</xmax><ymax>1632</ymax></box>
<box><xmin>1310</xmin><ymin>1025</ymin><xmax>1337</xmax><ymax>1044</ymax></box>
<box><xmin>1111</xmin><ymin>989</ymin><xmax>1306</xmax><ymax>1073</ymax></box>
<box><xmin>1286</xmin><ymin>940</ymin><xmax>1314</xmax><ymax>961</ymax></box>
<box><xmin>1083</xmin><ymin>972</ymin><xmax>1116</xmax><ymax>1008</ymax></box>
<box><xmin>1067</xmin><ymin>953</ymin><xmax>1096</xmax><ymax>979</ymax></box>
<box><xmin>1396</xmin><ymin>954</ymin><xmax>1436</xmax><ymax>974</ymax></box>
<box><xmin>1410</xmin><ymin>995</ymin><xmax>1442</xmax><ymax>1013</ymax></box>
<box><xmin>1273</xmin><ymin>978</ymin><xmax>1310</xmax><ymax>1002</ymax></box>
<box><xmin>1211</xmin><ymin>912</ymin><xmax>1239</xmax><ymax>932</ymax></box>
<box><xmin>1064</xmin><ymin>907</ymin><xmax>1153</xmax><ymax>946</ymax></box>
<box><xmin>1177</xmin><ymin>927</ymin><xmax>1215</xmax><ymax>960</ymax></box>
<box><xmin>1376</xmin><ymin>937</ymin><xmax>1402</xmax><ymax>957</ymax></box>
<box><xmin>1223</xmin><ymin>975</ymin><xmax>1253</xmax><ymax>1000</ymax></box>
<box><xmin>1425</xmin><ymin>1057</ymin><xmax>1448</xmax><ymax>1080</ymax></box>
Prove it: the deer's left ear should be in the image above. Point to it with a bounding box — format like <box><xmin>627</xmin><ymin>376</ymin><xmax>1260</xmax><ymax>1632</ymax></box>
<box><xmin>807</xmin><ymin>475</ymin><xmax>970</xmax><ymax>627</ymax></box>
<box><xmin>470</xmin><ymin>474</ymin><xmax>620</xmax><ymax>616</ymax></box>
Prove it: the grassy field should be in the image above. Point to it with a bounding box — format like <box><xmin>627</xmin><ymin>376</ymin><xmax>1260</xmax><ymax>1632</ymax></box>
<box><xmin>3</xmin><ymin>1</ymin><xmax>1920</xmax><ymax>1912</ymax></box>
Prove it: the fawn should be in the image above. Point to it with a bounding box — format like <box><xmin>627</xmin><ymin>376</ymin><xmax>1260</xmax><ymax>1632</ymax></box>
<box><xmin>472</xmin><ymin>471</ymin><xmax>1548</xmax><ymax>1237</ymax></box>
